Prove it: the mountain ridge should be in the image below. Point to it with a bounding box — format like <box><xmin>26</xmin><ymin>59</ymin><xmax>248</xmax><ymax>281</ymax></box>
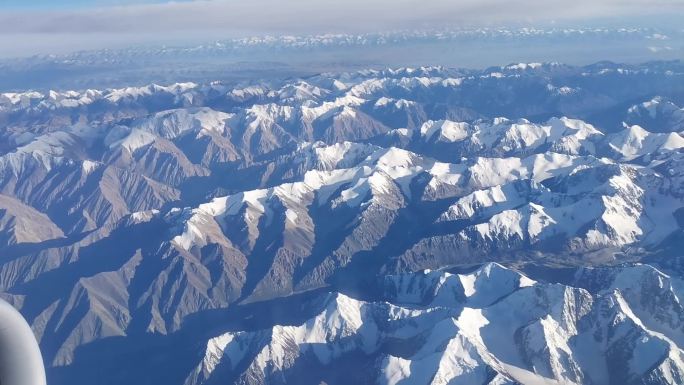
<box><xmin>1</xmin><ymin>61</ymin><xmax>684</xmax><ymax>384</ymax></box>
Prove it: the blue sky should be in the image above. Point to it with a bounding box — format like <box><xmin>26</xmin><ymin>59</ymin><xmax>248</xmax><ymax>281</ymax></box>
<box><xmin>0</xmin><ymin>0</ymin><xmax>178</xmax><ymax>9</ymax></box>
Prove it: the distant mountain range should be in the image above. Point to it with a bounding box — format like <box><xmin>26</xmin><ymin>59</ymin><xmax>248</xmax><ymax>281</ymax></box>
<box><xmin>15</xmin><ymin>27</ymin><xmax>676</xmax><ymax>63</ymax></box>
<box><xmin>1</xmin><ymin>61</ymin><xmax>684</xmax><ymax>384</ymax></box>
<box><xmin>1</xmin><ymin>27</ymin><xmax>682</xmax><ymax>90</ymax></box>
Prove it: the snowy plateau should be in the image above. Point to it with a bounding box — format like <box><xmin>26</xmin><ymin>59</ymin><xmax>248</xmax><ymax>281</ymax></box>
<box><xmin>1</xmin><ymin>61</ymin><xmax>684</xmax><ymax>384</ymax></box>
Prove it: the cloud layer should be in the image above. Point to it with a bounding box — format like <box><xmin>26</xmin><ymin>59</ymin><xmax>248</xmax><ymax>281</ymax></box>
<box><xmin>0</xmin><ymin>0</ymin><xmax>682</xmax><ymax>57</ymax></box>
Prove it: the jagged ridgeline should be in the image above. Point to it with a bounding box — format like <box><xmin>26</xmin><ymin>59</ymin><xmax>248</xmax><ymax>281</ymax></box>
<box><xmin>1</xmin><ymin>62</ymin><xmax>684</xmax><ymax>384</ymax></box>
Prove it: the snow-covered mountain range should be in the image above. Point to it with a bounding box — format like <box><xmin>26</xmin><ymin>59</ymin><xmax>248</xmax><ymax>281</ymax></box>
<box><xmin>1</xmin><ymin>61</ymin><xmax>684</xmax><ymax>384</ymax></box>
<box><xmin>12</xmin><ymin>27</ymin><xmax>672</xmax><ymax>65</ymax></box>
<box><xmin>2</xmin><ymin>26</ymin><xmax>682</xmax><ymax>91</ymax></box>
<box><xmin>187</xmin><ymin>262</ymin><xmax>684</xmax><ymax>385</ymax></box>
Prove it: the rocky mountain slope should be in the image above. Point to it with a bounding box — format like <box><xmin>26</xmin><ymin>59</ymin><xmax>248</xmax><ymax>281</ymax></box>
<box><xmin>1</xmin><ymin>62</ymin><xmax>684</xmax><ymax>384</ymax></box>
<box><xmin>186</xmin><ymin>263</ymin><xmax>684</xmax><ymax>385</ymax></box>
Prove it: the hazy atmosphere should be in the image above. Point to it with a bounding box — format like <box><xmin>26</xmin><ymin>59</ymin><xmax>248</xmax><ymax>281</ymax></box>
<box><xmin>1</xmin><ymin>0</ymin><xmax>683</xmax><ymax>57</ymax></box>
<box><xmin>1</xmin><ymin>0</ymin><xmax>683</xmax><ymax>91</ymax></box>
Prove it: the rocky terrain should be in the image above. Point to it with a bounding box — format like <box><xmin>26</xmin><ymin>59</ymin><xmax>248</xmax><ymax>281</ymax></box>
<box><xmin>187</xmin><ymin>263</ymin><xmax>684</xmax><ymax>385</ymax></box>
<box><xmin>1</xmin><ymin>61</ymin><xmax>684</xmax><ymax>384</ymax></box>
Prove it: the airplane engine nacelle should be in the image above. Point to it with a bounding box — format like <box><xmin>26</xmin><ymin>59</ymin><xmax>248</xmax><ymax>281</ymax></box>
<box><xmin>0</xmin><ymin>299</ymin><xmax>46</xmax><ymax>385</ymax></box>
